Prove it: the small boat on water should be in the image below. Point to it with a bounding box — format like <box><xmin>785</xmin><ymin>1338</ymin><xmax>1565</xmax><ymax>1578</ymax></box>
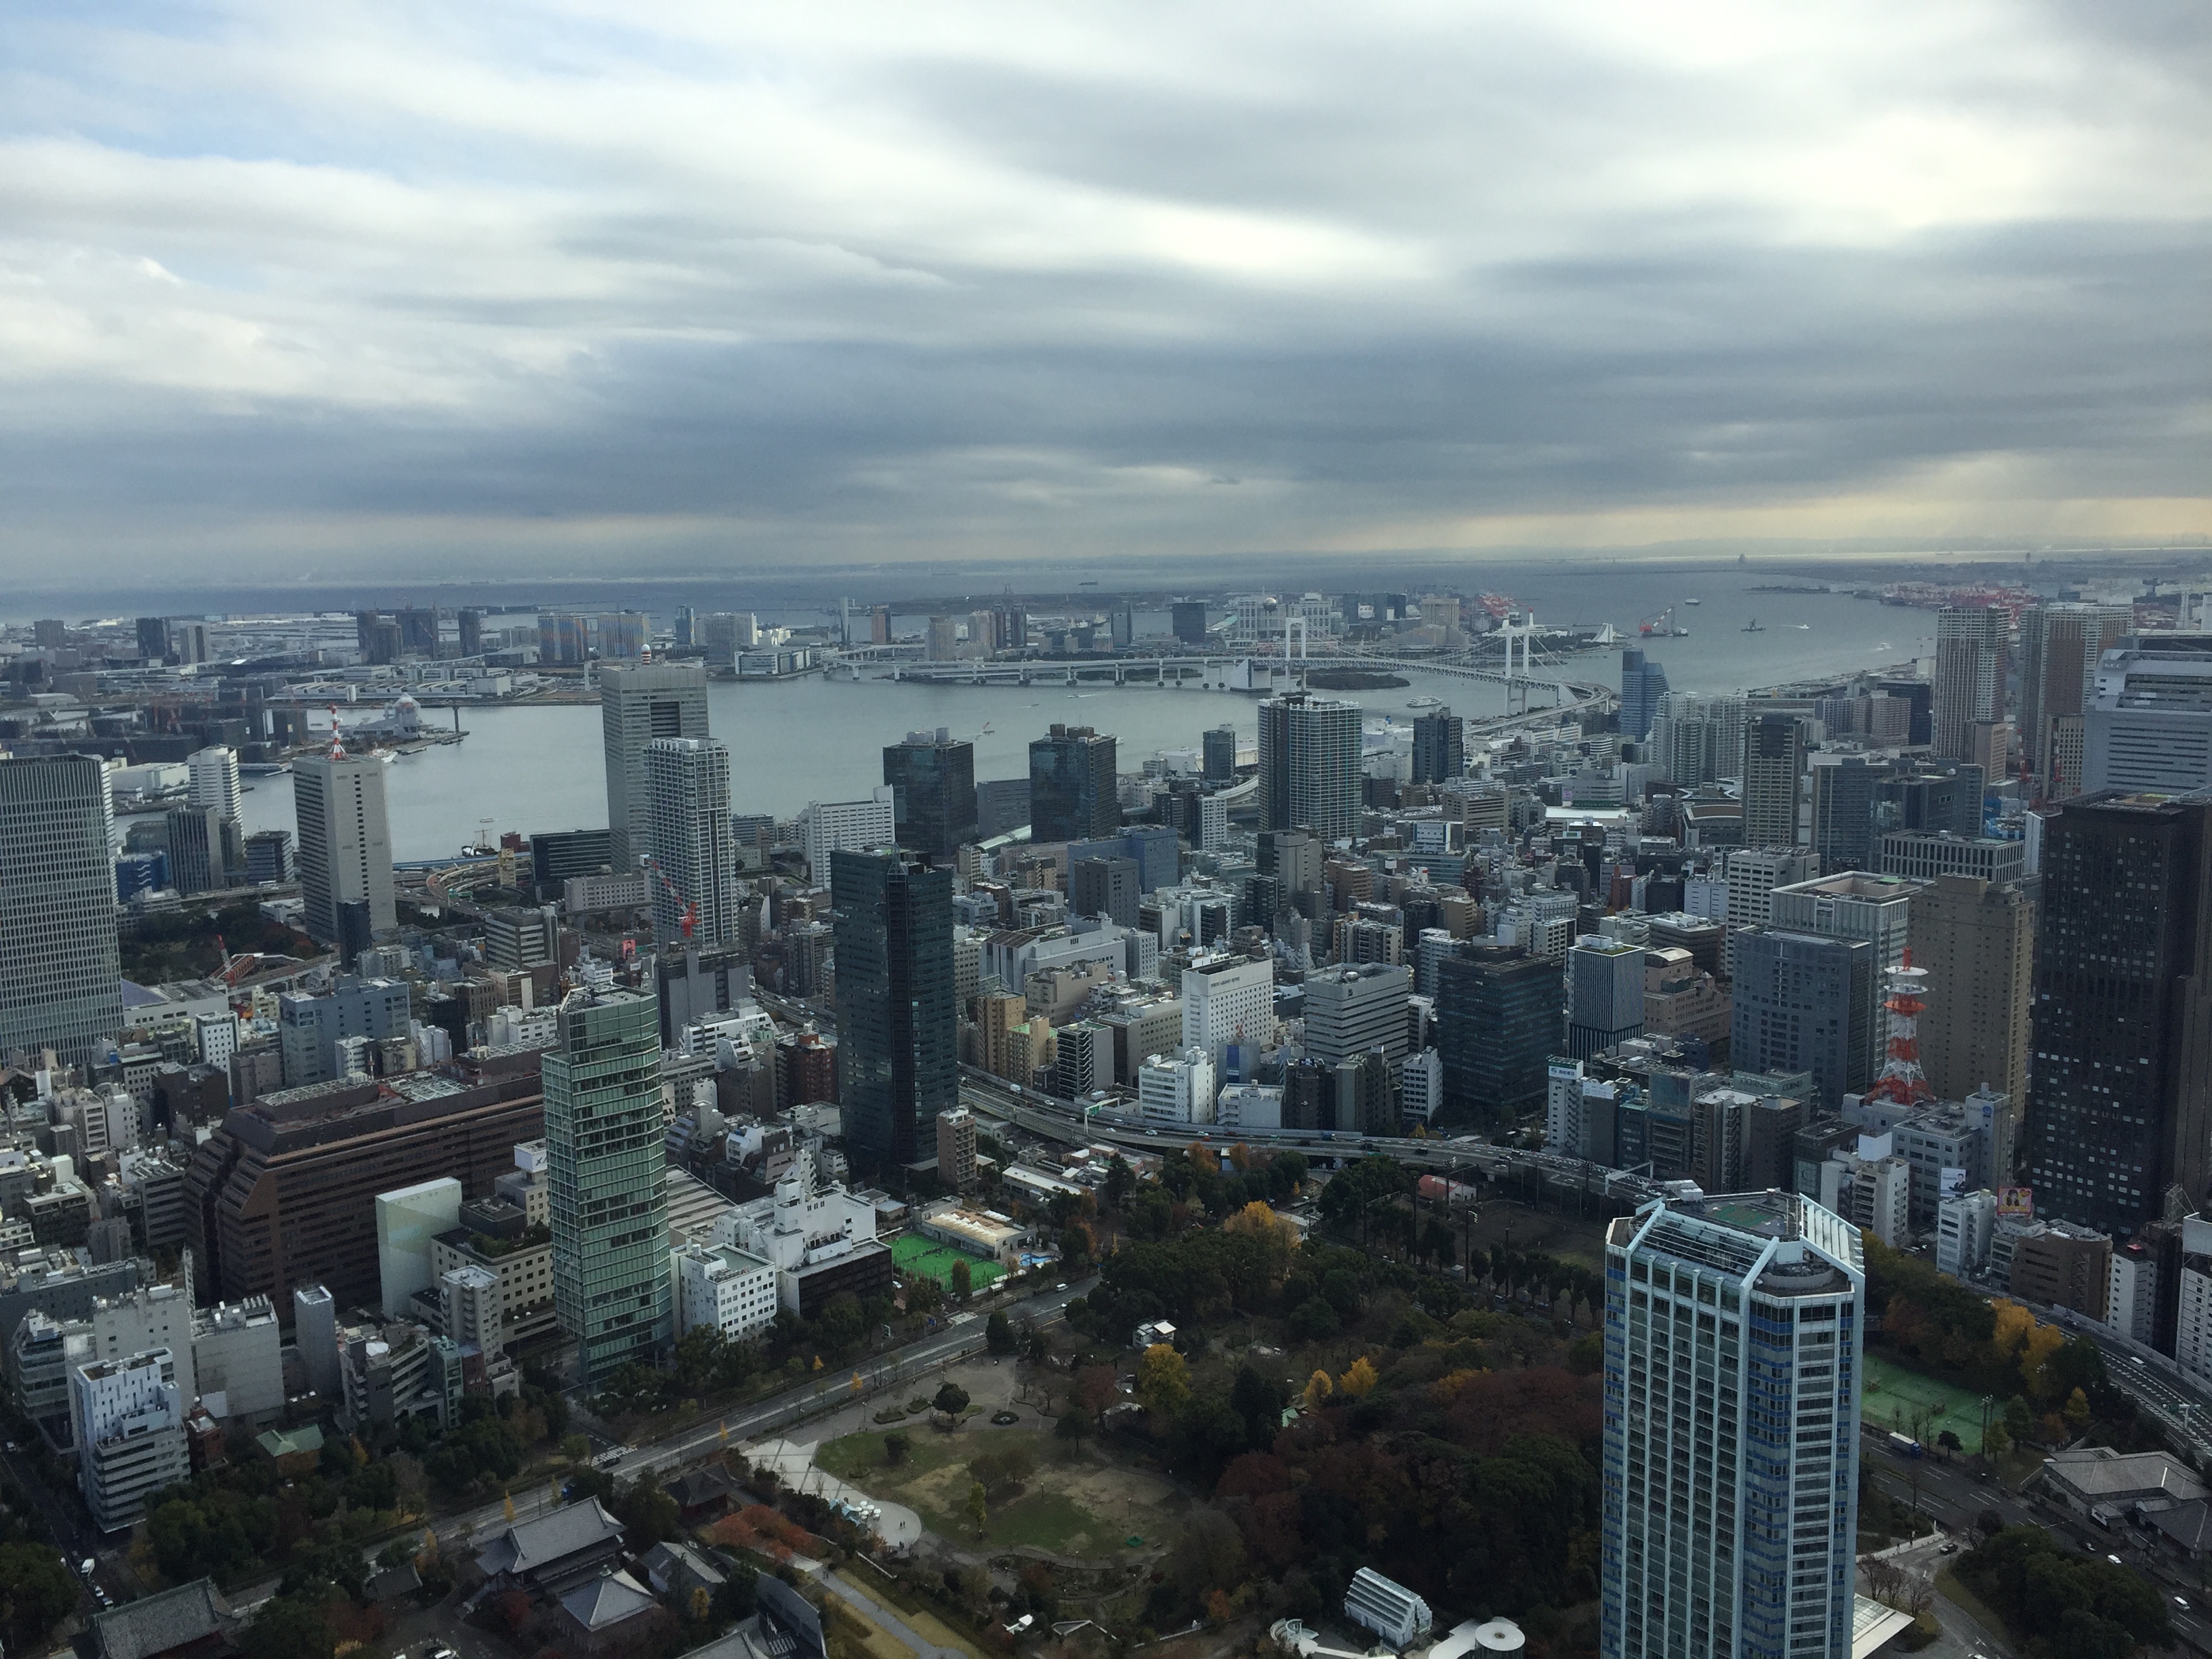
<box><xmin>1742</xmin><ymin>618</ymin><xmax>1765</xmax><ymax>632</ymax></box>
<box><xmin>1406</xmin><ymin>695</ymin><xmax>1443</xmax><ymax>710</ymax></box>
<box><xmin>1683</xmin><ymin>598</ymin><xmax>1702</xmax><ymax>606</ymax></box>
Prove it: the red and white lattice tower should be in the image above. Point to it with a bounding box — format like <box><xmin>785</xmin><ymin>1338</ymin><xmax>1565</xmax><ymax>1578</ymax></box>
<box><xmin>1863</xmin><ymin>951</ymin><xmax>1934</xmax><ymax>1108</ymax></box>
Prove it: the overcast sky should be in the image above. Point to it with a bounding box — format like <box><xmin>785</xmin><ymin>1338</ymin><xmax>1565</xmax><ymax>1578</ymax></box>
<box><xmin>2</xmin><ymin>1</ymin><xmax>2207</xmax><ymax>586</ymax></box>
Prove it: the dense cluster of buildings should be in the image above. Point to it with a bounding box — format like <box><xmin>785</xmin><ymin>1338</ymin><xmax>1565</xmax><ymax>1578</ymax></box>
<box><xmin>7</xmin><ymin>581</ymin><xmax>2212</xmax><ymax>1620</ymax></box>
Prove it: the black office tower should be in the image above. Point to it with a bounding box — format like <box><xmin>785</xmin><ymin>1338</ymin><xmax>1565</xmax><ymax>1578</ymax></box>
<box><xmin>832</xmin><ymin>848</ymin><xmax>956</xmax><ymax>1168</ymax></box>
<box><xmin>1410</xmin><ymin>708</ymin><xmax>1464</xmax><ymax>784</ymax></box>
<box><xmin>1171</xmin><ymin>601</ymin><xmax>1210</xmax><ymax>645</ymax></box>
<box><xmin>2026</xmin><ymin>791</ymin><xmax>2212</xmax><ymax>1235</ymax></box>
<box><xmin>1202</xmin><ymin>725</ymin><xmax>1237</xmax><ymax>783</ymax></box>
<box><xmin>135</xmin><ymin>617</ymin><xmax>169</xmax><ymax>663</ymax></box>
<box><xmin>1029</xmin><ymin>724</ymin><xmax>1119</xmax><ymax>842</ymax></box>
<box><xmin>1436</xmin><ymin>944</ymin><xmax>1563</xmax><ymax>1124</ymax></box>
<box><xmin>882</xmin><ymin>729</ymin><xmax>979</xmax><ymax>858</ymax></box>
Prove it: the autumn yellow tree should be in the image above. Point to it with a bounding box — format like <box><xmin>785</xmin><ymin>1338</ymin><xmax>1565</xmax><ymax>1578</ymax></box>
<box><xmin>1137</xmin><ymin>1343</ymin><xmax>1191</xmax><ymax>1418</ymax></box>
<box><xmin>1300</xmin><ymin>1370</ymin><xmax>1334</xmax><ymax>1411</ymax></box>
<box><xmin>1223</xmin><ymin>1200</ymin><xmax>1296</xmax><ymax>1285</ymax></box>
<box><xmin>1338</xmin><ymin>1356</ymin><xmax>1379</xmax><ymax>1398</ymax></box>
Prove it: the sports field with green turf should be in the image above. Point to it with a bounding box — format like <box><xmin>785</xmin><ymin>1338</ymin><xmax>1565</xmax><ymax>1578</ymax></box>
<box><xmin>892</xmin><ymin>1233</ymin><xmax>1004</xmax><ymax>1290</ymax></box>
<box><xmin>1862</xmin><ymin>1352</ymin><xmax>1988</xmax><ymax>1452</ymax></box>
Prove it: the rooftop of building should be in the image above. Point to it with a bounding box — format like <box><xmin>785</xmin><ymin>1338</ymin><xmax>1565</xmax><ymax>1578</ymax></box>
<box><xmin>474</xmin><ymin>1496</ymin><xmax>626</xmax><ymax>1579</ymax></box>
<box><xmin>2043</xmin><ymin>1447</ymin><xmax>2209</xmax><ymax>1504</ymax></box>
<box><xmin>91</xmin><ymin>1576</ymin><xmax>237</xmax><ymax>1659</ymax></box>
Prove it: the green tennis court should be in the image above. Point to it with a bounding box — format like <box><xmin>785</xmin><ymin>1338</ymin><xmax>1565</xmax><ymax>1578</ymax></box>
<box><xmin>892</xmin><ymin>1233</ymin><xmax>1004</xmax><ymax>1290</ymax></box>
<box><xmin>1862</xmin><ymin>1353</ymin><xmax>1988</xmax><ymax>1452</ymax></box>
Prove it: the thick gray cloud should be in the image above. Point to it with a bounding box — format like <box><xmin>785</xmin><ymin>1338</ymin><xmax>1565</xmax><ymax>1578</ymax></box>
<box><xmin>0</xmin><ymin>0</ymin><xmax>2206</xmax><ymax>586</ymax></box>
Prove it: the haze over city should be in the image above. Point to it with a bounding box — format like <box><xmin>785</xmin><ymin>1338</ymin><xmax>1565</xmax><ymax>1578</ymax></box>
<box><xmin>3</xmin><ymin>1</ymin><xmax>2209</xmax><ymax>586</ymax></box>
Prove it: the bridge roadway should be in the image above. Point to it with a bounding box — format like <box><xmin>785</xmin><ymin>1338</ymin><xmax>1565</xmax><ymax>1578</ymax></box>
<box><xmin>954</xmin><ymin>1065</ymin><xmax>1666</xmax><ymax>1206</ymax></box>
<box><xmin>834</xmin><ymin>647</ymin><xmax>1615</xmax><ymax>733</ymax></box>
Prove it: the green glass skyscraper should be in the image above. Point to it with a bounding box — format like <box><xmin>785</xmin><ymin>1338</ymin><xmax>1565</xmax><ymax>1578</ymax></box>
<box><xmin>545</xmin><ymin>982</ymin><xmax>672</xmax><ymax>1389</ymax></box>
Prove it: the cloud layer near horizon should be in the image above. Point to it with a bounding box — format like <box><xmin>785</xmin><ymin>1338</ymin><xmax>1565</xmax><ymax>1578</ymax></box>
<box><xmin>1</xmin><ymin>0</ymin><xmax>2207</xmax><ymax>581</ymax></box>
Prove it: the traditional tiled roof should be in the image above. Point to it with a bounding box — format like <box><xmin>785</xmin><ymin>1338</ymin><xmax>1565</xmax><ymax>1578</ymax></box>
<box><xmin>93</xmin><ymin>1578</ymin><xmax>237</xmax><ymax>1659</ymax></box>
<box><xmin>474</xmin><ymin>1497</ymin><xmax>626</xmax><ymax>1578</ymax></box>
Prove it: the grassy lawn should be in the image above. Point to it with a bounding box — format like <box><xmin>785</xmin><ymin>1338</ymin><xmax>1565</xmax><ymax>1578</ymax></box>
<box><xmin>891</xmin><ymin>1235</ymin><xmax>1004</xmax><ymax>1291</ymax></box>
<box><xmin>1862</xmin><ymin>1352</ymin><xmax>1988</xmax><ymax>1453</ymax></box>
<box><xmin>817</xmin><ymin>1427</ymin><xmax>1173</xmax><ymax>1558</ymax></box>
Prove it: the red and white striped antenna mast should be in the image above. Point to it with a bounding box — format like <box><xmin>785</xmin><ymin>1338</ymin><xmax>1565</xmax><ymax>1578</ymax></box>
<box><xmin>1864</xmin><ymin>948</ymin><xmax>1935</xmax><ymax>1107</ymax></box>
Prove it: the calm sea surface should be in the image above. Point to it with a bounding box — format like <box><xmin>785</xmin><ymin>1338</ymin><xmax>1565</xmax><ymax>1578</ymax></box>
<box><xmin>236</xmin><ymin>579</ymin><xmax>1919</xmax><ymax>861</ymax></box>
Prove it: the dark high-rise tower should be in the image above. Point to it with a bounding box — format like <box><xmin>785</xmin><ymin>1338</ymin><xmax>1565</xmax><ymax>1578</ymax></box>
<box><xmin>1437</xmin><ymin>944</ymin><xmax>1563</xmax><ymax>1124</ymax></box>
<box><xmin>1202</xmin><ymin>725</ymin><xmax>1237</xmax><ymax>783</ymax></box>
<box><xmin>1619</xmin><ymin>648</ymin><xmax>1670</xmax><ymax>741</ymax></box>
<box><xmin>135</xmin><ymin>617</ymin><xmax>169</xmax><ymax>663</ymax></box>
<box><xmin>832</xmin><ymin>848</ymin><xmax>956</xmax><ymax>1166</ymax></box>
<box><xmin>1410</xmin><ymin>707</ymin><xmax>1464</xmax><ymax>785</ymax></box>
<box><xmin>2026</xmin><ymin>791</ymin><xmax>2212</xmax><ymax>1235</ymax></box>
<box><xmin>1029</xmin><ymin>724</ymin><xmax>1118</xmax><ymax>842</ymax></box>
<box><xmin>882</xmin><ymin>729</ymin><xmax>979</xmax><ymax>857</ymax></box>
<box><xmin>1741</xmin><ymin>712</ymin><xmax>1811</xmax><ymax>848</ymax></box>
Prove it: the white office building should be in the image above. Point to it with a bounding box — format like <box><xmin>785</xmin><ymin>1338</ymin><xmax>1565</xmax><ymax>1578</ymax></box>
<box><xmin>1936</xmin><ymin>1188</ymin><xmax>1996</xmax><ymax>1279</ymax></box>
<box><xmin>376</xmin><ymin>1178</ymin><xmax>464</xmax><ymax>1318</ymax></box>
<box><xmin>2084</xmin><ymin>638</ymin><xmax>2212</xmax><ymax>792</ymax></box>
<box><xmin>673</xmin><ymin>1242</ymin><xmax>779</xmax><ymax>1341</ymax></box>
<box><xmin>1819</xmin><ymin>1136</ymin><xmax>1912</xmax><ymax>1249</ymax></box>
<box><xmin>1303</xmin><ymin>964</ymin><xmax>1411</xmax><ymax>1067</ymax></box>
<box><xmin>73</xmin><ymin>1349</ymin><xmax>188</xmax><ymax>1532</ymax></box>
<box><xmin>190</xmin><ymin>1298</ymin><xmax>283</xmax><ymax>1422</ymax></box>
<box><xmin>1399</xmin><ymin>1048</ymin><xmax>1444</xmax><ymax>1125</ymax></box>
<box><xmin>2177</xmin><ymin>1218</ymin><xmax>2212</xmax><ymax>1388</ymax></box>
<box><xmin>1137</xmin><ymin>1047</ymin><xmax>1216</xmax><ymax>1126</ymax></box>
<box><xmin>1215</xmin><ymin>1082</ymin><xmax>1283</xmax><ymax>1132</ymax></box>
<box><xmin>441</xmin><ymin>1266</ymin><xmax>505</xmax><ymax>1354</ymax></box>
<box><xmin>802</xmin><ymin>787</ymin><xmax>897</xmax><ymax>880</ymax></box>
<box><xmin>1181</xmin><ymin>951</ymin><xmax>1274</xmax><ymax>1072</ymax></box>
<box><xmin>1602</xmin><ymin>1191</ymin><xmax>1863</xmax><ymax>1659</ymax></box>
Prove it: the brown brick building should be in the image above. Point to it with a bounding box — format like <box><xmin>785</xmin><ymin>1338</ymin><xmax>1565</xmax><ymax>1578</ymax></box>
<box><xmin>181</xmin><ymin>1054</ymin><xmax>544</xmax><ymax>1321</ymax></box>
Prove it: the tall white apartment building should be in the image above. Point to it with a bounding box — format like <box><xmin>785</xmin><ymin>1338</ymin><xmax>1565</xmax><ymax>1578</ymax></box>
<box><xmin>293</xmin><ymin>750</ymin><xmax>396</xmax><ymax>957</ymax></box>
<box><xmin>646</xmin><ymin>737</ymin><xmax>738</xmax><ymax>945</ymax></box>
<box><xmin>802</xmin><ymin>787</ymin><xmax>897</xmax><ymax>880</ymax></box>
<box><xmin>188</xmin><ymin>745</ymin><xmax>242</xmax><ymax>823</ymax></box>
<box><xmin>598</xmin><ymin>660</ymin><xmax>710</xmax><ymax>872</ymax></box>
<box><xmin>1602</xmin><ymin>1191</ymin><xmax>1863</xmax><ymax>1659</ymax></box>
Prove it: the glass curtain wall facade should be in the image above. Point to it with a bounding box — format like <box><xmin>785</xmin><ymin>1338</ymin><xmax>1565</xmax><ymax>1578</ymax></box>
<box><xmin>833</xmin><ymin>848</ymin><xmax>957</xmax><ymax>1166</ymax></box>
<box><xmin>1602</xmin><ymin>1191</ymin><xmax>1863</xmax><ymax>1659</ymax></box>
<box><xmin>546</xmin><ymin>987</ymin><xmax>672</xmax><ymax>1389</ymax></box>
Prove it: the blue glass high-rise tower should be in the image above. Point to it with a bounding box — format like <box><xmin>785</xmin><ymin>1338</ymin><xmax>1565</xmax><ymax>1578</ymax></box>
<box><xmin>1601</xmin><ymin>1190</ymin><xmax>1862</xmax><ymax>1659</ymax></box>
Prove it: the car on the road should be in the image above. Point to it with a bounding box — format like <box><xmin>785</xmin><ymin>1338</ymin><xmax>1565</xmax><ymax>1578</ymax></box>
<box><xmin>2175</xmin><ymin>1595</ymin><xmax>2193</xmax><ymax>1612</ymax></box>
<box><xmin>2106</xmin><ymin>1553</ymin><xmax>2124</xmax><ymax>1566</ymax></box>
